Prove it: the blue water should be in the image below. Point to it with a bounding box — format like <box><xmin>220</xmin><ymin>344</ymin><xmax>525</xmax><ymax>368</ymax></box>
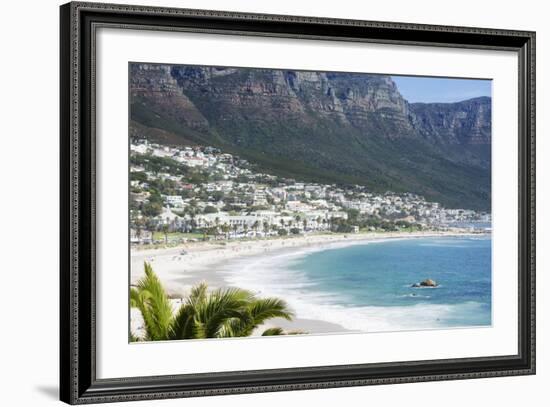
<box><xmin>289</xmin><ymin>237</ymin><xmax>491</xmax><ymax>328</ymax></box>
<box><xmin>224</xmin><ymin>236</ymin><xmax>492</xmax><ymax>332</ymax></box>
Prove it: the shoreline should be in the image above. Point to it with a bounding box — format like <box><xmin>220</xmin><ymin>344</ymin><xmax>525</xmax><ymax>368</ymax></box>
<box><xmin>130</xmin><ymin>230</ymin><xmax>489</xmax><ymax>335</ymax></box>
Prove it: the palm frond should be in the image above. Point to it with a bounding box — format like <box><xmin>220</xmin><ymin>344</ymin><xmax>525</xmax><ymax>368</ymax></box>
<box><xmin>187</xmin><ymin>281</ymin><xmax>208</xmax><ymax>307</ymax></box>
<box><xmin>130</xmin><ymin>287</ymin><xmax>156</xmax><ymax>341</ymax></box>
<box><xmin>193</xmin><ymin>287</ymin><xmax>251</xmax><ymax>338</ymax></box>
<box><xmin>217</xmin><ymin>316</ymin><xmax>248</xmax><ymax>338</ymax></box>
<box><xmin>130</xmin><ymin>264</ymin><xmax>305</xmax><ymax>341</ymax></box>
<box><xmin>132</xmin><ymin>262</ymin><xmax>173</xmax><ymax>340</ymax></box>
<box><xmin>248</xmin><ymin>297</ymin><xmax>294</xmax><ymax>326</ymax></box>
<box><xmin>129</xmin><ymin>287</ymin><xmax>142</xmax><ymax>309</ymax></box>
<box><xmin>168</xmin><ymin>304</ymin><xmax>196</xmax><ymax>340</ymax></box>
<box><xmin>261</xmin><ymin>327</ymin><xmax>285</xmax><ymax>336</ymax></box>
<box><xmin>225</xmin><ymin>296</ymin><xmax>294</xmax><ymax>337</ymax></box>
<box><xmin>285</xmin><ymin>330</ymin><xmax>308</xmax><ymax>335</ymax></box>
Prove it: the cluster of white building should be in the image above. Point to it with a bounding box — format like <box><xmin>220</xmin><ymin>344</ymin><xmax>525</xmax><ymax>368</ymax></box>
<box><xmin>130</xmin><ymin>140</ymin><xmax>490</xmax><ymax>242</ymax></box>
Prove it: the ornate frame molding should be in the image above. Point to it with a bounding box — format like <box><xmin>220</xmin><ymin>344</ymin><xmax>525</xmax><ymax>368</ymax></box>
<box><xmin>60</xmin><ymin>2</ymin><xmax>535</xmax><ymax>404</ymax></box>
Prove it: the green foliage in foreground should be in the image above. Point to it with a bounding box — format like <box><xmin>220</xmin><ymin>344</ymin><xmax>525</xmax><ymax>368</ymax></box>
<box><xmin>130</xmin><ymin>262</ymin><xmax>297</xmax><ymax>341</ymax></box>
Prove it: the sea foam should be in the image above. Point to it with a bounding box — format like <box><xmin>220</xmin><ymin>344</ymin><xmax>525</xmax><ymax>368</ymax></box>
<box><xmin>220</xmin><ymin>238</ymin><xmax>489</xmax><ymax>333</ymax></box>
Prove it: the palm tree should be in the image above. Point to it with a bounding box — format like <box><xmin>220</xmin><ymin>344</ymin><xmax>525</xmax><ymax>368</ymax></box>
<box><xmin>161</xmin><ymin>223</ymin><xmax>169</xmax><ymax>245</ymax></box>
<box><xmin>221</xmin><ymin>223</ymin><xmax>230</xmax><ymax>239</ymax></box>
<box><xmin>252</xmin><ymin>220</ymin><xmax>260</xmax><ymax>235</ymax></box>
<box><xmin>261</xmin><ymin>327</ymin><xmax>285</xmax><ymax>336</ymax></box>
<box><xmin>130</xmin><ymin>262</ymin><xmax>295</xmax><ymax>341</ymax></box>
<box><xmin>214</xmin><ymin>217</ymin><xmax>220</xmax><ymax>236</ymax></box>
<box><xmin>130</xmin><ymin>262</ymin><xmax>173</xmax><ymax>340</ymax></box>
<box><xmin>134</xmin><ymin>216</ymin><xmax>145</xmax><ymax>244</ymax></box>
<box><xmin>202</xmin><ymin>220</ymin><xmax>212</xmax><ymax>241</ymax></box>
<box><xmin>262</xmin><ymin>327</ymin><xmax>306</xmax><ymax>336</ymax></box>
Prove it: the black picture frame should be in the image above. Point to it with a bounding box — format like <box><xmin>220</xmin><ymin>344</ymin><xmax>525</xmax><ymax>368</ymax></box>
<box><xmin>60</xmin><ymin>1</ymin><xmax>536</xmax><ymax>404</ymax></box>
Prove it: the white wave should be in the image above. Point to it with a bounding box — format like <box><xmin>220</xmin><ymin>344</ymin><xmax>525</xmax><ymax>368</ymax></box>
<box><xmin>284</xmin><ymin>299</ymin><xmax>487</xmax><ymax>332</ymax></box>
<box><xmin>418</xmin><ymin>243</ymin><xmax>470</xmax><ymax>248</ymax></box>
<box><xmin>220</xmin><ymin>242</ymin><xmax>488</xmax><ymax>333</ymax></box>
<box><xmin>399</xmin><ymin>293</ymin><xmax>431</xmax><ymax>299</ymax></box>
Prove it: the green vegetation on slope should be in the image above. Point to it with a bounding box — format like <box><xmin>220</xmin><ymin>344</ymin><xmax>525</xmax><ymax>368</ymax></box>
<box><xmin>131</xmin><ymin>95</ymin><xmax>490</xmax><ymax>210</ymax></box>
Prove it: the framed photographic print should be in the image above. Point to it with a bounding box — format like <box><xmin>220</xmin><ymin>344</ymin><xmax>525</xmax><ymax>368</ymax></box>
<box><xmin>60</xmin><ymin>1</ymin><xmax>536</xmax><ymax>404</ymax></box>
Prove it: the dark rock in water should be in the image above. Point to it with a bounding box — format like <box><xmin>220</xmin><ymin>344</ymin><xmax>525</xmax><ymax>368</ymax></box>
<box><xmin>422</xmin><ymin>279</ymin><xmax>437</xmax><ymax>287</ymax></box>
<box><xmin>412</xmin><ymin>279</ymin><xmax>438</xmax><ymax>288</ymax></box>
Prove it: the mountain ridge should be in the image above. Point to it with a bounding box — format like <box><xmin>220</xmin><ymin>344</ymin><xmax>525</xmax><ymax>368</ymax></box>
<box><xmin>129</xmin><ymin>63</ymin><xmax>491</xmax><ymax>210</ymax></box>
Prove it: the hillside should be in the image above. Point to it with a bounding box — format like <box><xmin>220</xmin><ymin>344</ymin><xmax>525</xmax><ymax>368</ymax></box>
<box><xmin>129</xmin><ymin>63</ymin><xmax>491</xmax><ymax>210</ymax></box>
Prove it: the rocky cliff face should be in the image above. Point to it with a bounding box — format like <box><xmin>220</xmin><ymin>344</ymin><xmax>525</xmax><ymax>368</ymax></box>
<box><xmin>410</xmin><ymin>97</ymin><xmax>491</xmax><ymax>145</ymax></box>
<box><xmin>129</xmin><ymin>63</ymin><xmax>491</xmax><ymax>210</ymax></box>
<box><xmin>131</xmin><ymin>65</ymin><xmax>418</xmax><ymax>137</ymax></box>
<box><xmin>130</xmin><ymin>64</ymin><xmax>209</xmax><ymax>131</ymax></box>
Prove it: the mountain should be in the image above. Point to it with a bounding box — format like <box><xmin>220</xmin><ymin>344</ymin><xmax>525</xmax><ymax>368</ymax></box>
<box><xmin>410</xmin><ymin>97</ymin><xmax>491</xmax><ymax>145</ymax></box>
<box><xmin>129</xmin><ymin>64</ymin><xmax>491</xmax><ymax>211</ymax></box>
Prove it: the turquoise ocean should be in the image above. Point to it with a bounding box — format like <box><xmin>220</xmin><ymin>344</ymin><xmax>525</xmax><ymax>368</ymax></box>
<box><xmin>222</xmin><ymin>236</ymin><xmax>492</xmax><ymax>333</ymax></box>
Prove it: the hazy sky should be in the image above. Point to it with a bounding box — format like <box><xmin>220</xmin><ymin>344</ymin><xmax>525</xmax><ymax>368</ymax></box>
<box><xmin>391</xmin><ymin>75</ymin><xmax>492</xmax><ymax>104</ymax></box>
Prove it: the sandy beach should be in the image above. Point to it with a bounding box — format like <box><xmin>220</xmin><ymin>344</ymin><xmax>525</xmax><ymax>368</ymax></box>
<box><xmin>131</xmin><ymin>230</ymin><xmax>487</xmax><ymax>336</ymax></box>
